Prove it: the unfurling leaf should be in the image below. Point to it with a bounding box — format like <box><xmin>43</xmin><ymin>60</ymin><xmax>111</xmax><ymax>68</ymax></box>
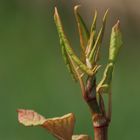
<box><xmin>72</xmin><ymin>135</ymin><xmax>92</xmax><ymax>140</ymax></box>
<box><xmin>97</xmin><ymin>21</ymin><xmax>122</xmax><ymax>94</ymax></box>
<box><xmin>109</xmin><ymin>20</ymin><xmax>123</xmax><ymax>63</ymax></box>
<box><xmin>54</xmin><ymin>7</ymin><xmax>95</xmax><ymax>76</ymax></box>
<box><xmin>61</xmin><ymin>43</ymin><xmax>78</xmax><ymax>81</ymax></box>
<box><xmin>17</xmin><ymin>109</ymin><xmax>75</xmax><ymax>140</ymax></box>
<box><xmin>86</xmin><ymin>10</ymin><xmax>97</xmax><ymax>57</ymax></box>
<box><xmin>89</xmin><ymin>9</ymin><xmax>109</xmax><ymax>64</ymax></box>
<box><xmin>54</xmin><ymin>7</ymin><xmax>80</xmax><ymax>80</ymax></box>
<box><xmin>97</xmin><ymin>63</ymin><xmax>114</xmax><ymax>94</ymax></box>
<box><xmin>90</xmin><ymin>10</ymin><xmax>98</xmax><ymax>33</ymax></box>
<box><xmin>74</xmin><ymin>5</ymin><xmax>89</xmax><ymax>56</ymax></box>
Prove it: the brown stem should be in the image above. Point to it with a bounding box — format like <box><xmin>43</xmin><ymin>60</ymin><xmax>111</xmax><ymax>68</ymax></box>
<box><xmin>93</xmin><ymin>114</ymin><xmax>109</xmax><ymax>140</ymax></box>
<box><xmin>83</xmin><ymin>77</ymin><xmax>109</xmax><ymax>140</ymax></box>
<box><xmin>107</xmin><ymin>89</ymin><xmax>112</xmax><ymax>123</ymax></box>
<box><xmin>84</xmin><ymin>77</ymin><xmax>101</xmax><ymax>115</ymax></box>
<box><xmin>94</xmin><ymin>126</ymin><xmax>108</xmax><ymax>140</ymax></box>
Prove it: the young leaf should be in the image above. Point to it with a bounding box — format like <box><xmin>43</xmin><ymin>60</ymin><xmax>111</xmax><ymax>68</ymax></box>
<box><xmin>54</xmin><ymin>7</ymin><xmax>80</xmax><ymax>80</ymax></box>
<box><xmin>97</xmin><ymin>63</ymin><xmax>114</xmax><ymax>93</ymax></box>
<box><xmin>54</xmin><ymin>7</ymin><xmax>94</xmax><ymax>76</ymax></box>
<box><xmin>17</xmin><ymin>109</ymin><xmax>75</xmax><ymax>140</ymax></box>
<box><xmin>89</xmin><ymin>9</ymin><xmax>109</xmax><ymax>63</ymax></box>
<box><xmin>90</xmin><ymin>10</ymin><xmax>98</xmax><ymax>33</ymax></box>
<box><xmin>86</xmin><ymin>10</ymin><xmax>97</xmax><ymax>57</ymax></box>
<box><xmin>109</xmin><ymin>20</ymin><xmax>123</xmax><ymax>63</ymax></box>
<box><xmin>74</xmin><ymin>5</ymin><xmax>89</xmax><ymax>58</ymax></box>
<box><xmin>61</xmin><ymin>42</ymin><xmax>78</xmax><ymax>81</ymax></box>
<box><xmin>97</xmin><ymin>21</ymin><xmax>122</xmax><ymax>94</ymax></box>
<box><xmin>72</xmin><ymin>134</ymin><xmax>92</xmax><ymax>140</ymax></box>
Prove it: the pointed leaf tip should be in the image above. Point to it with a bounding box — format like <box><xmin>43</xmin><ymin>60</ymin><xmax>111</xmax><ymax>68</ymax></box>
<box><xmin>74</xmin><ymin>5</ymin><xmax>89</xmax><ymax>61</ymax></box>
<box><xmin>54</xmin><ymin>7</ymin><xmax>58</xmax><ymax>16</ymax></box>
<box><xmin>74</xmin><ymin>5</ymin><xmax>81</xmax><ymax>11</ymax></box>
<box><xmin>90</xmin><ymin>9</ymin><xmax>98</xmax><ymax>32</ymax></box>
<box><xmin>103</xmin><ymin>9</ymin><xmax>109</xmax><ymax>21</ymax></box>
<box><xmin>54</xmin><ymin>7</ymin><xmax>60</xmax><ymax>22</ymax></box>
<box><xmin>113</xmin><ymin>20</ymin><xmax>120</xmax><ymax>31</ymax></box>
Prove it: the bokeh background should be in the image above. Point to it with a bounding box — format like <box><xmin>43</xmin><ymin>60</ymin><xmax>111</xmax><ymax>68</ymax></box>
<box><xmin>0</xmin><ymin>0</ymin><xmax>140</xmax><ymax>140</ymax></box>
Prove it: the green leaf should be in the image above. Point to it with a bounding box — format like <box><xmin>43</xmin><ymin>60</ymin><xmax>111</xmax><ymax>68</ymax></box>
<box><xmin>97</xmin><ymin>63</ymin><xmax>114</xmax><ymax>93</ymax></box>
<box><xmin>74</xmin><ymin>5</ymin><xmax>89</xmax><ymax>55</ymax></box>
<box><xmin>90</xmin><ymin>10</ymin><xmax>98</xmax><ymax>33</ymax></box>
<box><xmin>86</xmin><ymin>10</ymin><xmax>97</xmax><ymax>57</ymax></box>
<box><xmin>54</xmin><ymin>7</ymin><xmax>80</xmax><ymax>80</ymax></box>
<box><xmin>65</xmin><ymin>45</ymin><xmax>95</xmax><ymax>76</ymax></box>
<box><xmin>97</xmin><ymin>21</ymin><xmax>122</xmax><ymax>94</ymax></box>
<box><xmin>54</xmin><ymin>7</ymin><xmax>95</xmax><ymax>76</ymax></box>
<box><xmin>109</xmin><ymin>20</ymin><xmax>123</xmax><ymax>63</ymax></box>
<box><xmin>61</xmin><ymin>40</ymin><xmax>78</xmax><ymax>81</ymax></box>
<box><xmin>89</xmin><ymin>9</ymin><xmax>109</xmax><ymax>63</ymax></box>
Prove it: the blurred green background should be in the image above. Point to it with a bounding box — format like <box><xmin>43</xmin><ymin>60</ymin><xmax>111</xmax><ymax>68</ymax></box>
<box><xmin>0</xmin><ymin>0</ymin><xmax>139</xmax><ymax>140</ymax></box>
